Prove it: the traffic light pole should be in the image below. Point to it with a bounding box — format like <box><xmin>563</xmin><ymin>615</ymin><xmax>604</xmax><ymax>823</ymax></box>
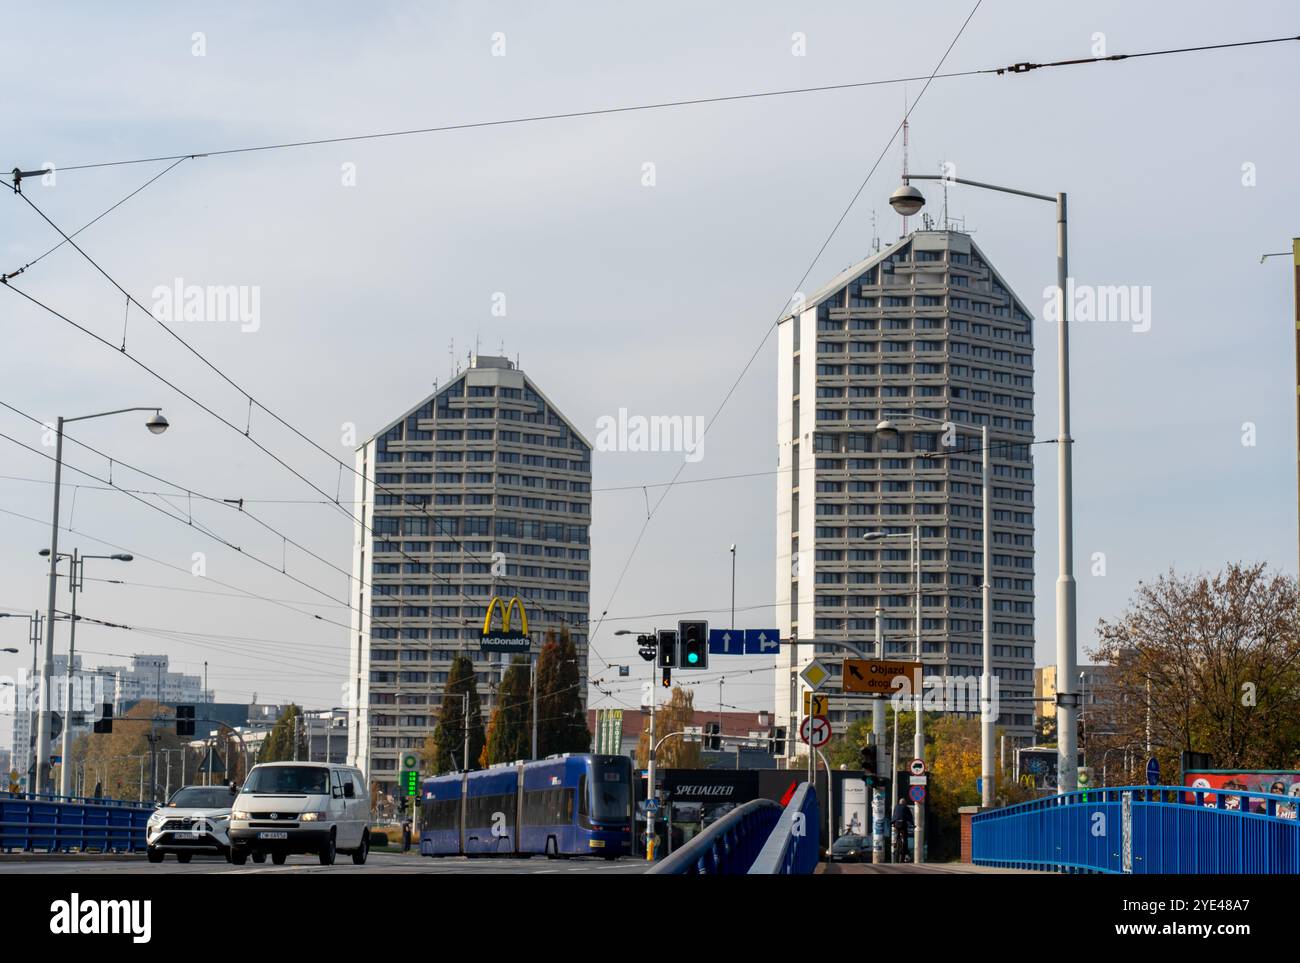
<box><xmin>646</xmin><ymin>664</ymin><xmax>657</xmax><ymax>861</ymax></box>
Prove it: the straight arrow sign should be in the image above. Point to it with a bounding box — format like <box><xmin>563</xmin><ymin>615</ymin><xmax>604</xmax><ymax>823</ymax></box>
<box><xmin>709</xmin><ymin>628</ymin><xmax>744</xmax><ymax>655</ymax></box>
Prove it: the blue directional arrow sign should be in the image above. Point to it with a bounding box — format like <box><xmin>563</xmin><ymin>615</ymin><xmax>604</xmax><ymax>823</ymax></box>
<box><xmin>709</xmin><ymin>628</ymin><xmax>744</xmax><ymax>655</ymax></box>
<box><xmin>744</xmin><ymin>629</ymin><xmax>781</xmax><ymax>655</ymax></box>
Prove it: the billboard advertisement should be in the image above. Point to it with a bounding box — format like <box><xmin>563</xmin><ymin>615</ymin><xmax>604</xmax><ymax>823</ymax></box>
<box><xmin>1183</xmin><ymin>770</ymin><xmax>1300</xmax><ymax>817</ymax></box>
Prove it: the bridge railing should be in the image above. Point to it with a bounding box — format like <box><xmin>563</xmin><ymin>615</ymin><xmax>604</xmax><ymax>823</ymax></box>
<box><xmin>648</xmin><ymin>798</ymin><xmax>783</xmax><ymax>875</ymax></box>
<box><xmin>973</xmin><ymin>785</ymin><xmax>1300</xmax><ymax>874</ymax></box>
<box><xmin>0</xmin><ymin>791</ymin><xmax>153</xmax><ymax>854</ymax></box>
<box><xmin>749</xmin><ymin>783</ymin><xmax>821</xmax><ymax>875</ymax></box>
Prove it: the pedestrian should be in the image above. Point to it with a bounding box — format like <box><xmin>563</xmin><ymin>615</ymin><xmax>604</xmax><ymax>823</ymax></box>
<box><xmin>402</xmin><ymin>818</ymin><xmax>412</xmax><ymax>852</ymax></box>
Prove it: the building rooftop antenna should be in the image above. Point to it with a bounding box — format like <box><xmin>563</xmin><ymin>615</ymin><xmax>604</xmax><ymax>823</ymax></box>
<box><xmin>869</xmin><ymin>208</ymin><xmax>880</xmax><ymax>253</ymax></box>
<box><xmin>900</xmin><ymin>89</ymin><xmax>910</xmax><ymax>237</ymax></box>
<box><xmin>940</xmin><ymin>162</ymin><xmax>950</xmax><ymax>231</ymax></box>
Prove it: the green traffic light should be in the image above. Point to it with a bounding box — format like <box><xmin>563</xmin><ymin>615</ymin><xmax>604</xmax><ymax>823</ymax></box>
<box><xmin>687</xmin><ymin>651</ymin><xmax>699</xmax><ymax>664</ymax></box>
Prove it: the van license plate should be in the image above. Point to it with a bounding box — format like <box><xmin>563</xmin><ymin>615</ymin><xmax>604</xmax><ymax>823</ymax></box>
<box><xmin>257</xmin><ymin>831</ymin><xmax>288</xmax><ymax>840</ymax></box>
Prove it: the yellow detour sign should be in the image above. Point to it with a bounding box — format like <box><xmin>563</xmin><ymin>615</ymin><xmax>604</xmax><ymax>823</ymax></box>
<box><xmin>841</xmin><ymin>659</ymin><xmax>922</xmax><ymax>694</ymax></box>
<box><xmin>480</xmin><ymin>595</ymin><xmax>532</xmax><ymax>653</ymax></box>
<box><xmin>803</xmin><ymin>692</ymin><xmax>828</xmax><ymax>717</ymax></box>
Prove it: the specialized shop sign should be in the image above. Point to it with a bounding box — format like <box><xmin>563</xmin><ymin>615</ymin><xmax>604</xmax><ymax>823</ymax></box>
<box><xmin>480</xmin><ymin>595</ymin><xmax>532</xmax><ymax>653</ymax></box>
<box><xmin>841</xmin><ymin>659</ymin><xmax>922</xmax><ymax>695</ymax></box>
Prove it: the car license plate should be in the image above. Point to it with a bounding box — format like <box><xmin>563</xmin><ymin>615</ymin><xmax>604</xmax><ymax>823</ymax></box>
<box><xmin>176</xmin><ymin>832</ymin><xmax>201</xmax><ymax>839</ymax></box>
<box><xmin>257</xmin><ymin>831</ymin><xmax>288</xmax><ymax>840</ymax></box>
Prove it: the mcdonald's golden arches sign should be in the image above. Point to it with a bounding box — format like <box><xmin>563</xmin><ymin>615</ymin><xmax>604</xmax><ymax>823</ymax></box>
<box><xmin>479</xmin><ymin>595</ymin><xmax>533</xmax><ymax>653</ymax></box>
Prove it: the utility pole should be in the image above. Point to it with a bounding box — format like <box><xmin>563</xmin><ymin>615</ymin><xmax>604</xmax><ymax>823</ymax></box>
<box><xmin>531</xmin><ymin>654</ymin><xmax>538</xmax><ymax>760</ymax></box>
<box><xmin>871</xmin><ymin>606</ymin><xmax>887</xmax><ymax>863</ymax></box>
<box><xmin>646</xmin><ymin>663</ymin><xmax>657</xmax><ymax>861</ymax></box>
<box><xmin>462</xmin><ymin>692</ymin><xmax>470</xmax><ymax>774</ymax></box>
<box><xmin>912</xmin><ymin>523</ymin><xmax>925</xmax><ymax>864</ymax></box>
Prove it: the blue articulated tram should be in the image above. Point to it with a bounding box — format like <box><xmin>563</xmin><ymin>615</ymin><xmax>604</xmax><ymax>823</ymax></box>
<box><xmin>420</xmin><ymin>754</ymin><xmax>634</xmax><ymax>858</ymax></box>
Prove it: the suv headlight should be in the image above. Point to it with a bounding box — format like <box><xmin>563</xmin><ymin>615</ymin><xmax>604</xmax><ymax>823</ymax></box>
<box><xmin>231</xmin><ymin>809</ymin><xmax>250</xmax><ymax>820</ymax></box>
<box><xmin>299</xmin><ymin>811</ymin><xmax>329</xmax><ymax>822</ymax></box>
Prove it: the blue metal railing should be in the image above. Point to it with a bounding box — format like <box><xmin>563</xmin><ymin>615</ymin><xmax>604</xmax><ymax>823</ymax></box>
<box><xmin>0</xmin><ymin>791</ymin><xmax>153</xmax><ymax>854</ymax></box>
<box><xmin>749</xmin><ymin>783</ymin><xmax>821</xmax><ymax>875</ymax></box>
<box><xmin>972</xmin><ymin>785</ymin><xmax>1300</xmax><ymax>874</ymax></box>
<box><xmin>648</xmin><ymin>799</ymin><xmax>783</xmax><ymax>875</ymax></box>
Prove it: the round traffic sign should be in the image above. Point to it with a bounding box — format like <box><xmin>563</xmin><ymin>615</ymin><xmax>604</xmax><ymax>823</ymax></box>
<box><xmin>909</xmin><ymin>784</ymin><xmax>926</xmax><ymax>803</ymax></box>
<box><xmin>910</xmin><ymin>758</ymin><xmax>926</xmax><ymax>776</ymax></box>
<box><xmin>800</xmin><ymin>715</ymin><xmax>831</xmax><ymax>748</ymax></box>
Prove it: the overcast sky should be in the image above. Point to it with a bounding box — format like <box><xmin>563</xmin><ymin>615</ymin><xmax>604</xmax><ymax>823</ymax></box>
<box><xmin>1</xmin><ymin>1</ymin><xmax>1296</xmax><ymax>739</ymax></box>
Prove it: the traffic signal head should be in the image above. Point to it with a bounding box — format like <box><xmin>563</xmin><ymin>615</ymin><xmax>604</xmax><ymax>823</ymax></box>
<box><xmin>677</xmin><ymin>620</ymin><xmax>708</xmax><ymax>669</ymax></box>
<box><xmin>175</xmin><ymin>704</ymin><xmax>195</xmax><ymax>737</ymax></box>
<box><xmin>657</xmin><ymin>630</ymin><xmax>678</xmax><ymax>668</ymax></box>
<box><xmin>661</xmin><ymin>667</ymin><xmax>672</xmax><ymax>688</ymax></box>
<box><xmin>92</xmin><ymin>703</ymin><xmax>113</xmax><ymax>735</ymax></box>
<box><xmin>859</xmin><ymin>746</ymin><xmax>877</xmax><ymax>776</ymax></box>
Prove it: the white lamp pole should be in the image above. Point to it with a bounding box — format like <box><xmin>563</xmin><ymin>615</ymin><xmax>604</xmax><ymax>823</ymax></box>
<box><xmin>891</xmin><ymin>176</ymin><xmax>1076</xmax><ymax>793</ymax></box>
<box><xmin>36</xmin><ymin>408</ymin><xmax>168</xmax><ymax>794</ymax></box>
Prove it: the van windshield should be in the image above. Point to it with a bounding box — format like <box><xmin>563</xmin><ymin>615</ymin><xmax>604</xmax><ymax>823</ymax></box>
<box><xmin>243</xmin><ymin>767</ymin><xmax>330</xmax><ymax>795</ymax></box>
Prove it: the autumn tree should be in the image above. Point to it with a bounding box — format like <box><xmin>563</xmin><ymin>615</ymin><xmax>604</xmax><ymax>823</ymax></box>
<box><xmin>78</xmin><ymin>701</ymin><xmax>194</xmax><ymax>802</ymax></box>
<box><xmin>482</xmin><ymin>656</ymin><xmax>532</xmax><ymax>766</ymax></box>
<box><xmin>430</xmin><ymin>654</ymin><xmax>485</xmax><ymax>774</ymax></box>
<box><xmin>258</xmin><ymin>704</ymin><xmax>308</xmax><ymax>763</ymax></box>
<box><xmin>635</xmin><ymin>687</ymin><xmax>700</xmax><ymax>769</ymax></box>
<box><xmin>1092</xmin><ymin>563</ymin><xmax>1300</xmax><ymax>781</ymax></box>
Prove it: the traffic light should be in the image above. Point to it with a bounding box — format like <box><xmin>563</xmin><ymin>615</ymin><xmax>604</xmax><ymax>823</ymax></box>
<box><xmin>637</xmin><ymin>634</ymin><xmax>657</xmax><ymax>662</ymax></box>
<box><xmin>770</xmin><ymin>726</ymin><xmax>786</xmax><ymax>756</ymax></box>
<box><xmin>859</xmin><ymin>745</ymin><xmax>876</xmax><ymax>776</ymax></box>
<box><xmin>92</xmin><ymin>703</ymin><xmax>113</xmax><ymax>735</ymax></box>
<box><xmin>657</xmin><ymin>629</ymin><xmax>678</xmax><ymax>668</ymax></box>
<box><xmin>176</xmin><ymin>704</ymin><xmax>195</xmax><ymax>737</ymax></box>
<box><xmin>705</xmin><ymin>721</ymin><xmax>721</xmax><ymax>751</ymax></box>
<box><xmin>661</xmin><ymin>667</ymin><xmax>672</xmax><ymax>688</ymax></box>
<box><xmin>677</xmin><ymin>620</ymin><xmax>708</xmax><ymax>669</ymax></box>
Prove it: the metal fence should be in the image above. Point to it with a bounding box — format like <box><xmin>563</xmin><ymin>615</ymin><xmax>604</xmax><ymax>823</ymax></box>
<box><xmin>972</xmin><ymin>785</ymin><xmax>1300</xmax><ymax>874</ymax></box>
<box><xmin>0</xmin><ymin>791</ymin><xmax>153</xmax><ymax>854</ymax></box>
<box><xmin>648</xmin><ymin>799</ymin><xmax>783</xmax><ymax>875</ymax></box>
<box><xmin>749</xmin><ymin>783</ymin><xmax>821</xmax><ymax>875</ymax></box>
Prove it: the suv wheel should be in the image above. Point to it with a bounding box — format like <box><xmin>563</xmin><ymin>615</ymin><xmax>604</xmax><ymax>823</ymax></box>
<box><xmin>229</xmin><ymin>847</ymin><xmax>248</xmax><ymax>865</ymax></box>
<box><xmin>352</xmin><ymin>828</ymin><xmax>369</xmax><ymax>865</ymax></box>
<box><xmin>177</xmin><ymin>853</ymin><xmax>193</xmax><ymax>864</ymax></box>
<box><xmin>146</xmin><ymin>846</ymin><xmax>164</xmax><ymax>864</ymax></box>
<box><xmin>318</xmin><ymin>830</ymin><xmax>336</xmax><ymax>866</ymax></box>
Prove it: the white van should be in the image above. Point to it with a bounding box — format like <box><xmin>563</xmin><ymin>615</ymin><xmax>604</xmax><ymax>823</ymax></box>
<box><xmin>228</xmin><ymin>762</ymin><xmax>370</xmax><ymax>866</ymax></box>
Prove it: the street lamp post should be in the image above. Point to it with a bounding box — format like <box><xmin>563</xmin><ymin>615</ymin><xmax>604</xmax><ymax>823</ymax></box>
<box><xmin>890</xmin><ymin>175</ymin><xmax>1077</xmax><ymax>794</ymax></box>
<box><xmin>863</xmin><ymin>525</ymin><xmax>924</xmax><ymax>862</ymax></box>
<box><xmin>42</xmin><ymin>549</ymin><xmax>133</xmax><ymax>796</ymax></box>
<box><xmin>35</xmin><ymin>408</ymin><xmax>167</xmax><ymax>794</ymax></box>
<box><xmin>874</xmin><ymin>413</ymin><xmax>997</xmax><ymax>808</ymax></box>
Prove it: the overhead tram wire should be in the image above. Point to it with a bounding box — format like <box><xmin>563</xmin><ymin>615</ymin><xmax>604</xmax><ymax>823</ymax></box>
<box><xmin>584</xmin><ymin>0</ymin><xmax>985</xmax><ymax>652</ymax></box>
<box><xmin>32</xmin><ymin>33</ymin><xmax>1298</xmax><ymax>176</ymax></box>
<box><xmin>9</xmin><ymin>29</ymin><xmax>1292</xmax><ymax>668</ymax></box>
<box><xmin>1</xmin><ymin>155</ymin><xmax>192</xmax><ymax>282</ymax></box>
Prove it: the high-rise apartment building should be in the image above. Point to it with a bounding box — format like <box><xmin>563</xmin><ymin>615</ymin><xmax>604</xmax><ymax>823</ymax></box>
<box><xmin>775</xmin><ymin>229</ymin><xmax>1037</xmax><ymax>747</ymax></box>
<box><xmin>347</xmin><ymin>355</ymin><xmax>592</xmax><ymax>791</ymax></box>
